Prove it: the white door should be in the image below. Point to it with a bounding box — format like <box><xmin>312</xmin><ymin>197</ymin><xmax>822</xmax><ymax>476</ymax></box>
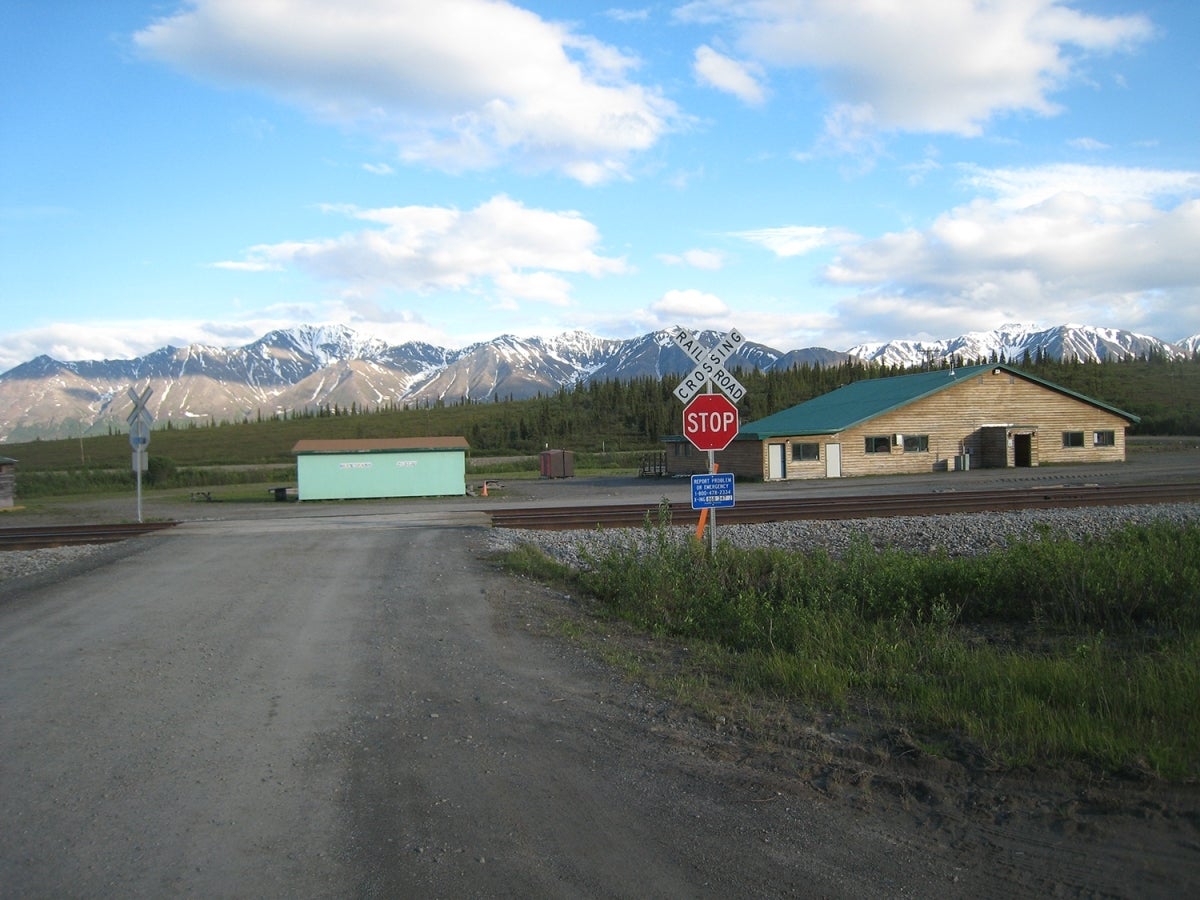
<box><xmin>767</xmin><ymin>443</ymin><xmax>786</xmax><ymax>479</ymax></box>
<box><xmin>825</xmin><ymin>443</ymin><xmax>841</xmax><ymax>477</ymax></box>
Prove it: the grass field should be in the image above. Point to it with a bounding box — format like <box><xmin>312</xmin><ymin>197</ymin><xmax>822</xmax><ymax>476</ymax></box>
<box><xmin>500</xmin><ymin>515</ymin><xmax>1200</xmax><ymax>781</ymax></box>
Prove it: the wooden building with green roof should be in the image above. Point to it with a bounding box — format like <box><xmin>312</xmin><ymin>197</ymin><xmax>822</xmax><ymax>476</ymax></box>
<box><xmin>665</xmin><ymin>363</ymin><xmax>1139</xmax><ymax>481</ymax></box>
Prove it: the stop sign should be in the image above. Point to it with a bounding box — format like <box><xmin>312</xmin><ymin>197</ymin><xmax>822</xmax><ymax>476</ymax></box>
<box><xmin>683</xmin><ymin>393</ymin><xmax>739</xmax><ymax>451</ymax></box>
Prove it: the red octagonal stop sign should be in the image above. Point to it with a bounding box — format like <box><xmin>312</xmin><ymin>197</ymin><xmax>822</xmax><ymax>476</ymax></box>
<box><xmin>683</xmin><ymin>392</ymin><xmax>739</xmax><ymax>451</ymax></box>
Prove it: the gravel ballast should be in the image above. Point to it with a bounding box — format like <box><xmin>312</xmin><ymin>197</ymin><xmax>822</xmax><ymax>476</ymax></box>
<box><xmin>7</xmin><ymin>502</ymin><xmax>1198</xmax><ymax>584</ymax></box>
<box><xmin>0</xmin><ymin>544</ymin><xmax>109</xmax><ymax>582</ymax></box>
<box><xmin>487</xmin><ymin>502</ymin><xmax>1200</xmax><ymax>569</ymax></box>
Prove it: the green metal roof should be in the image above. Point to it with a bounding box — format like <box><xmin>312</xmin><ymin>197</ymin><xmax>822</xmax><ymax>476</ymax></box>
<box><xmin>737</xmin><ymin>363</ymin><xmax>1139</xmax><ymax>439</ymax></box>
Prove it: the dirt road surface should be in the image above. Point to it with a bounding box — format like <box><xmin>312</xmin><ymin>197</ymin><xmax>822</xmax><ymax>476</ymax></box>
<box><xmin>2</xmin><ymin>505</ymin><xmax>1198</xmax><ymax>896</ymax></box>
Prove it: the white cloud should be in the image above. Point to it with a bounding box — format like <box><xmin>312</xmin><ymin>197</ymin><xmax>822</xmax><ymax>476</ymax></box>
<box><xmin>493</xmin><ymin>271</ymin><xmax>573</xmax><ymax>305</ymax></box>
<box><xmin>651</xmin><ymin>288</ymin><xmax>729</xmax><ymax>319</ymax></box>
<box><xmin>0</xmin><ymin>318</ymin><xmax>278</xmax><ymax>372</ymax></box>
<box><xmin>218</xmin><ymin>195</ymin><xmax>627</xmax><ymax>303</ymax></box>
<box><xmin>1067</xmin><ymin>137</ymin><xmax>1109</xmax><ymax>151</ymax></box>
<box><xmin>679</xmin><ymin>0</ymin><xmax>1153</xmax><ymax>140</ymax></box>
<box><xmin>812</xmin><ymin>102</ymin><xmax>883</xmax><ymax>166</ymax></box>
<box><xmin>659</xmin><ymin>248</ymin><xmax>726</xmax><ymax>270</ymax></box>
<box><xmin>636</xmin><ymin>295</ymin><xmax>838</xmax><ymax>350</ymax></box>
<box><xmin>605</xmin><ymin>7</ymin><xmax>651</xmax><ymax>24</ymax></box>
<box><xmin>820</xmin><ymin>166</ymin><xmax>1200</xmax><ymax>341</ymax></box>
<box><xmin>210</xmin><ymin>260</ymin><xmax>281</xmax><ymax>273</ymax></box>
<box><xmin>693</xmin><ymin>45</ymin><xmax>766</xmax><ymax>105</ymax></box>
<box><xmin>733</xmin><ymin>225</ymin><xmax>857</xmax><ymax>257</ymax></box>
<box><xmin>960</xmin><ymin>163</ymin><xmax>1200</xmax><ymax>209</ymax></box>
<box><xmin>134</xmin><ymin>0</ymin><xmax>680</xmax><ymax>183</ymax></box>
<box><xmin>902</xmin><ymin>154</ymin><xmax>942</xmax><ymax>185</ymax></box>
<box><xmin>0</xmin><ymin>324</ymin><xmax>148</xmax><ymax>370</ymax></box>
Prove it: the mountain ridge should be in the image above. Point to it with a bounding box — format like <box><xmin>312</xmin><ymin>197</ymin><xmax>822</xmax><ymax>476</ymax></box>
<box><xmin>1</xmin><ymin>323</ymin><xmax>1195</xmax><ymax>442</ymax></box>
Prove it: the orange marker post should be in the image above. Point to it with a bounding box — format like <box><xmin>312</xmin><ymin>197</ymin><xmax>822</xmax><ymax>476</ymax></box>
<box><xmin>694</xmin><ymin>463</ymin><xmax>718</xmax><ymax>542</ymax></box>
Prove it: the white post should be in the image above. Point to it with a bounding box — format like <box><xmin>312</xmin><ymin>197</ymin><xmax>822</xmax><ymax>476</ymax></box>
<box><xmin>127</xmin><ymin>386</ymin><xmax>154</xmax><ymax>524</ymax></box>
<box><xmin>135</xmin><ymin>449</ymin><xmax>144</xmax><ymax>523</ymax></box>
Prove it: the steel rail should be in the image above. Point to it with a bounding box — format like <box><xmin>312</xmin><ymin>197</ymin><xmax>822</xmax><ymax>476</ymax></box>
<box><xmin>489</xmin><ymin>481</ymin><xmax>1200</xmax><ymax>531</ymax></box>
<box><xmin>0</xmin><ymin>521</ymin><xmax>178</xmax><ymax>551</ymax></box>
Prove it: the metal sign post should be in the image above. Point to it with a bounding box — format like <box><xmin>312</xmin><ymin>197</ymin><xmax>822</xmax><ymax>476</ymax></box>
<box><xmin>671</xmin><ymin>326</ymin><xmax>746</xmax><ymax>550</ymax></box>
<box><xmin>127</xmin><ymin>387</ymin><xmax>153</xmax><ymax>523</ymax></box>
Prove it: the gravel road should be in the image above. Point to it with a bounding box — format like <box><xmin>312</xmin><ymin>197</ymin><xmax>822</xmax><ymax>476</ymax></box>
<box><xmin>2</xmin><ymin>514</ymin><xmax>963</xmax><ymax>897</ymax></box>
<box><xmin>3</xmin><ymin>452</ymin><xmax>1199</xmax><ymax>897</ymax></box>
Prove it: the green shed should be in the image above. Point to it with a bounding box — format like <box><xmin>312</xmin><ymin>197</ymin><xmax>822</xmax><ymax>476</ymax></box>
<box><xmin>292</xmin><ymin>437</ymin><xmax>469</xmax><ymax>501</ymax></box>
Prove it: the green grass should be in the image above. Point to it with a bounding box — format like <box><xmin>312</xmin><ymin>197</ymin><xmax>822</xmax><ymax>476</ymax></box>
<box><xmin>499</xmin><ymin>521</ymin><xmax>1200</xmax><ymax>780</ymax></box>
<box><xmin>12</xmin><ymin>464</ymin><xmax>298</xmax><ymax>498</ymax></box>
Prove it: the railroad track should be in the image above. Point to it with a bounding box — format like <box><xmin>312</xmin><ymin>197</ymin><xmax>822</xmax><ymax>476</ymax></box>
<box><xmin>489</xmin><ymin>481</ymin><xmax>1200</xmax><ymax>531</ymax></box>
<box><xmin>0</xmin><ymin>521</ymin><xmax>178</xmax><ymax>551</ymax></box>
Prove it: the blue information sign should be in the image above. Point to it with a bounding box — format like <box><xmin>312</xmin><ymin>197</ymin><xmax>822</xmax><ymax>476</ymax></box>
<box><xmin>691</xmin><ymin>472</ymin><xmax>735</xmax><ymax>510</ymax></box>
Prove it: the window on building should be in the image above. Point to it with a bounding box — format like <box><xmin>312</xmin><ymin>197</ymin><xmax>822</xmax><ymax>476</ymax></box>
<box><xmin>1062</xmin><ymin>431</ymin><xmax>1085</xmax><ymax>448</ymax></box>
<box><xmin>1094</xmin><ymin>430</ymin><xmax>1115</xmax><ymax>447</ymax></box>
<box><xmin>865</xmin><ymin>435</ymin><xmax>891</xmax><ymax>454</ymax></box>
<box><xmin>902</xmin><ymin>434</ymin><xmax>929</xmax><ymax>452</ymax></box>
<box><xmin>792</xmin><ymin>442</ymin><xmax>820</xmax><ymax>461</ymax></box>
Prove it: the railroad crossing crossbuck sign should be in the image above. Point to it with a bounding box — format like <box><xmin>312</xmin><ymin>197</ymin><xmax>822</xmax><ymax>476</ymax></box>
<box><xmin>127</xmin><ymin>386</ymin><xmax>154</xmax><ymax>451</ymax></box>
<box><xmin>670</xmin><ymin>326</ymin><xmax>747</xmax><ymax>404</ymax></box>
<box><xmin>127</xmin><ymin>386</ymin><xmax>153</xmax><ymax>523</ymax></box>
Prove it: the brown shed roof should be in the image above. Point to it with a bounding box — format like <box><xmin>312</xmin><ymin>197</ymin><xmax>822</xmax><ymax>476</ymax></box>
<box><xmin>293</xmin><ymin>437</ymin><xmax>469</xmax><ymax>454</ymax></box>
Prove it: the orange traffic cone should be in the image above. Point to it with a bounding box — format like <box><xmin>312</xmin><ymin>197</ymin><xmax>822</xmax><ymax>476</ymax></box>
<box><xmin>482</xmin><ymin>481</ymin><xmax>488</xmax><ymax>497</ymax></box>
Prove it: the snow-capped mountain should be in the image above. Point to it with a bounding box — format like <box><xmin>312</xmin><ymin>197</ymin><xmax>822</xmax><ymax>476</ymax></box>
<box><xmin>848</xmin><ymin>323</ymin><xmax>1183</xmax><ymax>368</ymax></box>
<box><xmin>1176</xmin><ymin>334</ymin><xmax>1200</xmax><ymax>357</ymax></box>
<box><xmin>0</xmin><ymin>323</ymin><xmax>1195</xmax><ymax>442</ymax></box>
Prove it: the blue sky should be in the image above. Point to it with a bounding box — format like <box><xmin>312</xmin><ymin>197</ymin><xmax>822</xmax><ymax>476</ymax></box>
<box><xmin>3</xmin><ymin>0</ymin><xmax>1198</xmax><ymax>372</ymax></box>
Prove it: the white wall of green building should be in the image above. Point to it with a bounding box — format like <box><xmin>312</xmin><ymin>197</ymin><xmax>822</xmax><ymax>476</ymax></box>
<box><xmin>296</xmin><ymin>449</ymin><xmax>466</xmax><ymax>500</ymax></box>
